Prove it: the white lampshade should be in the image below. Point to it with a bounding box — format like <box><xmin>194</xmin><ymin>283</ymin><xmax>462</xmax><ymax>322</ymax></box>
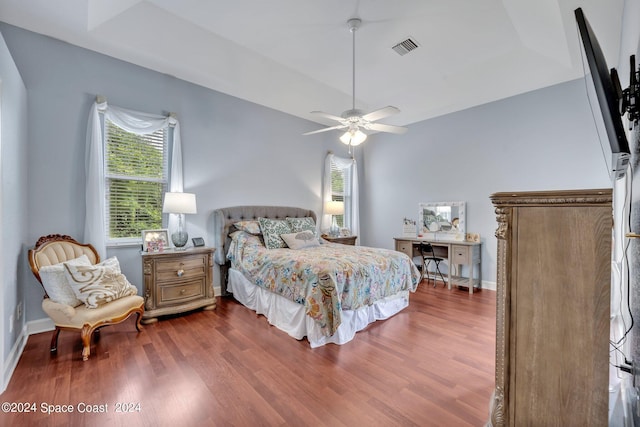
<box><xmin>339</xmin><ymin>129</ymin><xmax>367</xmax><ymax>146</ymax></box>
<box><xmin>325</xmin><ymin>200</ymin><xmax>344</xmax><ymax>215</ymax></box>
<box><xmin>162</xmin><ymin>192</ymin><xmax>197</xmax><ymax>214</ymax></box>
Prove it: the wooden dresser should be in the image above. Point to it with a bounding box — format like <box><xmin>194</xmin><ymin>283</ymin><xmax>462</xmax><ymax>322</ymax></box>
<box><xmin>487</xmin><ymin>189</ymin><xmax>612</xmax><ymax>426</ymax></box>
<box><xmin>141</xmin><ymin>247</ymin><xmax>216</xmax><ymax>324</ymax></box>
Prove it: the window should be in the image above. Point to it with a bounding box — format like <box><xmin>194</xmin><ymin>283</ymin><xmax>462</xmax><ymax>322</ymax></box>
<box><xmin>323</xmin><ymin>153</ymin><xmax>359</xmax><ymax>239</ymax></box>
<box><xmin>104</xmin><ymin>120</ymin><xmax>169</xmax><ymax>242</ymax></box>
<box><xmin>330</xmin><ymin>158</ymin><xmax>346</xmax><ymax>227</ymax></box>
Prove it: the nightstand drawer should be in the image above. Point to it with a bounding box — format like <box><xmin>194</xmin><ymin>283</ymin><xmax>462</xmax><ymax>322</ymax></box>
<box><xmin>158</xmin><ymin>279</ymin><xmax>205</xmax><ymax>306</ymax></box>
<box><xmin>452</xmin><ymin>245</ymin><xmax>469</xmax><ymax>264</ymax></box>
<box><xmin>156</xmin><ymin>256</ymin><xmax>206</xmax><ymax>281</ymax></box>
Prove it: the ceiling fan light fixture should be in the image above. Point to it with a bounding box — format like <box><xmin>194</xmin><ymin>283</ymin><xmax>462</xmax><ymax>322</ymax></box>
<box><xmin>340</xmin><ymin>129</ymin><xmax>367</xmax><ymax>146</ymax></box>
<box><xmin>303</xmin><ymin>17</ymin><xmax>407</xmax><ymax>142</ymax></box>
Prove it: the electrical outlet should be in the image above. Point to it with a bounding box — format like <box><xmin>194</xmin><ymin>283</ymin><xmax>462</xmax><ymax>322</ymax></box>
<box><xmin>16</xmin><ymin>303</ymin><xmax>22</xmax><ymax>320</ymax></box>
<box><xmin>9</xmin><ymin>314</ymin><xmax>13</xmax><ymax>333</ymax></box>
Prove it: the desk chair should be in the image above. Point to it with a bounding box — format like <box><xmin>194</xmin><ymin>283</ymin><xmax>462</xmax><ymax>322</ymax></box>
<box><xmin>419</xmin><ymin>242</ymin><xmax>446</xmax><ymax>287</ymax></box>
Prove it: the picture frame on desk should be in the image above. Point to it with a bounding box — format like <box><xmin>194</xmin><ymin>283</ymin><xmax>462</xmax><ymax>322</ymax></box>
<box><xmin>402</xmin><ymin>217</ymin><xmax>416</xmax><ymax>237</ymax></box>
<box><xmin>466</xmin><ymin>233</ymin><xmax>480</xmax><ymax>243</ymax></box>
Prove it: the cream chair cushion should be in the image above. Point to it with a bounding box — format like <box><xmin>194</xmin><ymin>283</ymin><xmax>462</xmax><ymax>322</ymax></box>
<box><xmin>42</xmin><ymin>295</ymin><xmax>145</xmax><ymax>329</ymax></box>
<box><xmin>32</xmin><ymin>240</ymin><xmax>98</xmax><ymax>267</ymax></box>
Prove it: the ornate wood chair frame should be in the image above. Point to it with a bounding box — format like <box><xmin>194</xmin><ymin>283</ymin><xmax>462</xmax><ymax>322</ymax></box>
<box><xmin>28</xmin><ymin>234</ymin><xmax>144</xmax><ymax>361</ymax></box>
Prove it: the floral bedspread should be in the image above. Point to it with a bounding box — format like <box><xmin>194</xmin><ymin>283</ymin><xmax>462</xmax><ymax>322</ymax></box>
<box><xmin>227</xmin><ymin>231</ymin><xmax>421</xmax><ymax>336</ymax></box>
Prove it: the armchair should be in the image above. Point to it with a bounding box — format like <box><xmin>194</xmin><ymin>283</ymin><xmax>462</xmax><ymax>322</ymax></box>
<box><xmin>28</xmin><ymin>234</ymin><xmax>144</xmax><ymax>361</ymax></box>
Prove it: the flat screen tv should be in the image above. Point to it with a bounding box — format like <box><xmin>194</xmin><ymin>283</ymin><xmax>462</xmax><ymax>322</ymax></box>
<box><xmin>575</xmin><ymin>7</ymin><xmax>630</xmax><ymax>180</ymax></box>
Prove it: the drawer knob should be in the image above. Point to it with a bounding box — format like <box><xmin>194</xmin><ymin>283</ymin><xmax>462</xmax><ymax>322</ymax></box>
<box><xmin>180</xmin><ymin>289</ymin><xmax>186</xmax><ymax>295</ymax></box>
<box><xmin>177</xmin><ymin>269</ymin><xmax>184</xmax><ymax>277</ymax></box>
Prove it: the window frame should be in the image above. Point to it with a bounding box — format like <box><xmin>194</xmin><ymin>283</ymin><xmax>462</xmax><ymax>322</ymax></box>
<box><xmin>330</xmin><ymin>158</ymin><xmax>347</xmax><ymax>228</ymax></box>
<box><xmin>101</xmin><ymin>117</ymin><xmax>171</xmax><ymax>246</ymax></box>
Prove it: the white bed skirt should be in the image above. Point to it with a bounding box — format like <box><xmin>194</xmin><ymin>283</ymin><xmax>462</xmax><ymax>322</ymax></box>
<box><xmin>227</xmin><ymin>268</ymin><xmax>410</xmax><ymax>348</ymax></box>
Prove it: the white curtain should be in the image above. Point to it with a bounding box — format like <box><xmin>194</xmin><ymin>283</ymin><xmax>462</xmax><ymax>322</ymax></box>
<box><xmin>322</xmin><ymin>153</ymin><xmax>359</xmax><ymax>241</ymax></box>
<box><xmin>85</xmin><ymin>99</ymin><xmax>182</xmax><ymax>258</ymax></box>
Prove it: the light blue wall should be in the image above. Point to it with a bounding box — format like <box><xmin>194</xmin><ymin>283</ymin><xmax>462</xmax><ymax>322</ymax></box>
<box><xmin>361</xmin><ymin>79</ymin><xmax>612</xmax><ymax>284</ymax></box>
<box><xmin>0</xmin><ymin>22</ymin><xmax>343</xmax><ymax>323</ymax></box>
<box><xmin>0</xmin><ymin>28</ymin><xmax>29</xmax><ymax>377</ymax></box>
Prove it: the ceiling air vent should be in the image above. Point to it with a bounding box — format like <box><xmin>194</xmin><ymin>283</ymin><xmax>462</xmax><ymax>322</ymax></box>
<box><xmin>392</xmin><ymin>37</ymin><xmax>419</xmax><ymax>56</ymax></box>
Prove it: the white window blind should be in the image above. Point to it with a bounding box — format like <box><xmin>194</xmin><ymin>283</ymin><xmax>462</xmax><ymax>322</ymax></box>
<box><xmin>330</xmin><ymin>159</ymin><xmax>345</xmax><ymax>227</ymax></box>
<box><xmin>104</xmin><ymin>120</ymin><xmax>169</xmax><ymax>241</ymax></box>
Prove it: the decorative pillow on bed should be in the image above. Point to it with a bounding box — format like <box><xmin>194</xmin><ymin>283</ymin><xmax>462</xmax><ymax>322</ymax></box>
<box><xmin>258</xmin><ymin>217</ymin><xmax>292</xmax><ymax>249</ymax></box>
<box><xmin>62</xmin><ymin>257</ymin><xmax>138</xmax><ymax>309</ymax></box>
<box><xmin>229</xmin><ymin>230</ymin><xmax>264</xmax><ymax>246</ymax></box>
<box><xmin>233</xmin><ymin>220</ymin><xmax>262</xmax><ymax>235</ymax></box>
<box><xmin>39</xmin><ymin>254</ymin><xmax>92</xmax><ymax>307</ymax></box>
<box><xmin>281</xmin><ymin>230</ymin><xmax>321</xmax><ymax>250</ymax></box>
<box><xmin>286</xmin><ymin>216</ymin><xmax>318</xmax><ymax>237</ymax></box>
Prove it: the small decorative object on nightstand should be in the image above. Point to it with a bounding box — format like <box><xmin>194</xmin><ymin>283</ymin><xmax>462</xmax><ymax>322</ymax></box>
<box><xmin>322</xmin><ymin>234</ymin><xmax>357</xmax><ymax>246</ymax></box>
<box><xmin>141</xmin><ymin>246</ymin><xmax>216</xmax><ymax>324</ymax></box>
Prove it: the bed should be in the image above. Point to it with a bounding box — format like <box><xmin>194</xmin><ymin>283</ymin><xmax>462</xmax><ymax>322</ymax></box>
<box><xmin>212</xmin><ymin>205</ymin><xmax>421</xmax><ymax>347</ymax></box>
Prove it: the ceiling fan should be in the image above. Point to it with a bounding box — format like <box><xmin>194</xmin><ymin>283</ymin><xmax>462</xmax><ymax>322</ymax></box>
<box><xmin>303</xmin><ymin>18</ymin><xmax>408</xmax><ymax>146</ymax></box>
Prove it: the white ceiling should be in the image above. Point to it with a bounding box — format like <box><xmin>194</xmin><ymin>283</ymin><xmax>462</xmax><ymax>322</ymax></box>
<box><xmin>0</xmin><ymin>0</ymin><xmax>626</xmax><ymax>128</ymax></box>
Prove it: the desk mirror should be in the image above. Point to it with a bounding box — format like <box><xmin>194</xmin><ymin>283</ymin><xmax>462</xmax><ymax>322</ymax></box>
<box><xmin>418</xmin><ymin>201</ymin><xmax>466</xmax><ymax>240</ymax></box>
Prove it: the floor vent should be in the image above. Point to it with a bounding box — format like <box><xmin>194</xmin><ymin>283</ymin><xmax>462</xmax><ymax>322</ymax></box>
<box><xmin>392</xmin><ymin>38</ymin><xmax>419</xmax><ymax>56</ymax></box>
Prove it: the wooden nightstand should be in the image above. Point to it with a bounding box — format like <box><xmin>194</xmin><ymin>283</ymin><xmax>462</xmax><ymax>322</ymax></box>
<box><xmin>141</xmin><ymin>247</ymin><xmax>216</xmax><ymax>324</ymax></box>
<box><xmin>321</xmin><ymin>234</ymin><xmax>357</xmax><ymax>245</ymax></box>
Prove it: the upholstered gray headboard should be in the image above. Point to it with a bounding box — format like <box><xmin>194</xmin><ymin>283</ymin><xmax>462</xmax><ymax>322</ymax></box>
<box><xmin>212</xmin><ymin>205</ymin><xmax>317</xmax><ymax>266</ymax></box>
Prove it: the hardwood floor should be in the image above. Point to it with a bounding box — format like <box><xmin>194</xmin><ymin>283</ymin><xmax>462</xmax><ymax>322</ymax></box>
<box><xmin>1</xmin><ymin>281</ymin><xmax>496</xmax><ymax>426</ymax></box>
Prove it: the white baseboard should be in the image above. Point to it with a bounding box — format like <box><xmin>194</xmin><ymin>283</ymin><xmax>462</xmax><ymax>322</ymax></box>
<box><xmin>481</xmin><ymin>280</ymin><xmax>497</xmax><ymax>291</ymax></box>
<box><xmin>1</xmin><ymin>324</ymin><xmax>28</xmax><ymax>394</ymax></box>
<box><xmin>27</xmin><ymin>317</ymin><xmax>55</xmax><ymax>335</ymax></box>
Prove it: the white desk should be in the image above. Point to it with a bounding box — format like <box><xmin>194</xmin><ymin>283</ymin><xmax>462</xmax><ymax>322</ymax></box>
<box><xmin>394</xmin><ymin>237</ymin><xmax>481</xmax><ymax>294</ymax></box>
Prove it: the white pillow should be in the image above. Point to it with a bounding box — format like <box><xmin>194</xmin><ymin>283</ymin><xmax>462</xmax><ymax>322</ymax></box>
<box><xmin>63</xmin><ymin>257</ymin><xmax>138</xmax><ymax>309</ymax></box>
<box><xmin>281</xmin><ymin>230</ymin><xmax>321</xmax><ymax>250</ymax></box>
<box><xmin>39</xmin><ymin>254</ymin><xmax>91</xmax><ymax>307</ymax></box>
<box><xmin>97</xmin><ymin>256</ymin><xmax>122</xmax><ymax>272</ymax></box>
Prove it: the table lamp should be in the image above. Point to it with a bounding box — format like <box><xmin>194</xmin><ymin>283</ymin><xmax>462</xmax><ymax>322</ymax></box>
<box><xmin>163</xmin><ymin>192</ymin><xmax>197</xmax><ymax>249</ymax></box>
<box><xmin>325</xmin><ymin>201</ymin><xmax>344</xmax><ymax>237</ymax></box>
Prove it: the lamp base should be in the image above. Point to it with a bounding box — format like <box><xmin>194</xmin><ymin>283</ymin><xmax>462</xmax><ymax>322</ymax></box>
<box><xmin>171</xmin><ymin>231</ymin><xmax>189</xmax><ymax>249</ymax></box>
<box><xmin>329</xmin><ymin>218</ymin><xmax>339</xmax><ymax>237</ymax></box>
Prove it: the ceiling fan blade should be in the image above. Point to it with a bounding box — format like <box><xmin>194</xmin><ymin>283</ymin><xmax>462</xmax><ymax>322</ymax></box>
<box><xmin>310</xmin><ymin>111</ymin><xmax>345</xmax><ymax>123</ymax></box>
<box><xmin>303</xmin><ymin>124</ymin><xmax>347</xmax><ymax>136</ymax></box>
<box><xmin>362</xmin><ymin>106</ymin><xmax>400</xmax><ymax>122</ymax></box>
<box><xmin>366</xmin><ymin>122</ymin><xmax>408</xmax><ymax>134</ymax></box>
